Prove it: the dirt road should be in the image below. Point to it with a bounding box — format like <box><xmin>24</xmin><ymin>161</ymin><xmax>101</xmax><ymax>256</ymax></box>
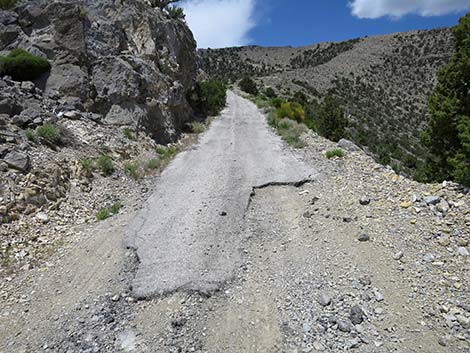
<box><xmin>1</xmin><ymin>93</ymin><xmax>468</xmax><ymax>353</ymax></box>
<box><xmin>127</xmin><ymin>91</ymin><xmax>315</xmax><ymax>298</ymax></box>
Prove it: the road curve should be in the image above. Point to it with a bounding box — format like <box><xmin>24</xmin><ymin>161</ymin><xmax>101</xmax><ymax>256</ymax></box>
<box><xmin>127</xmin><ymin>91</ymin><xmax>316</xmax><ymax>298</ymax></box>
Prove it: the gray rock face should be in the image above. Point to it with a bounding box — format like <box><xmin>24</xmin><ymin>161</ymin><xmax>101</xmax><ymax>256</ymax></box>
<box><xmin>1</xmin><ymin>0</ymin><xmax>198</xmax><ymax>143</ymax></box>
<box><xmin>3</xmin><ymin>150</ymin><xmax>30</xmax><ymax>172</ymax></box>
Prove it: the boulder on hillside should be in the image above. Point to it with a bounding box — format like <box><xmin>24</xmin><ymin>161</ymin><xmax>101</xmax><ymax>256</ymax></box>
<box><xmin>3</xmin><ymin>150</ymin><xmax>30</xmax><ymax>172</ymax></box>
<box><xmin>338</xmin><ymin>139</ymin><xmax>361</xmax><ymax>152</ymax></box>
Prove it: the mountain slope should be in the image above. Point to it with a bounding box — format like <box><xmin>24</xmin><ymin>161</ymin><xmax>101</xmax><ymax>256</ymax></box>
<box><xmin>200</xmin><ymin>28</ymin><xmax>454</xmax><ymax>176</ymax></box>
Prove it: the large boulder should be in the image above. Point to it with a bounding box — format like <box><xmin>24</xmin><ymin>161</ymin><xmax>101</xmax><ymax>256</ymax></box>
<box><xmin>3</xmin><ymin>150</ymin><xmax>30</xmax><ymax>172</ymax></box>
<box><xmin>5</xmin><ymin>0</ymin><xmax>198</xmax><ymax>143</ymax></box>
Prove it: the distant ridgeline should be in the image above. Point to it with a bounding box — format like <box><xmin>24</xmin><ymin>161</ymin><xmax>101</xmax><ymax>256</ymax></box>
<box><xmin>199</xmin><ymin>28</ymin><xmax>454</xmax><ymax>179</ymax></box>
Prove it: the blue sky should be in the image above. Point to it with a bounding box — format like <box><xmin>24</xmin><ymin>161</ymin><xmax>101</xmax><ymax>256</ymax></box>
<box><xmin>250</xmin><ymin>0</ymin><xmax>466</xmax><ymax>47</ymax></box>
<box><xmin>180</xmin><ymin>0</ymin><xmax>470</xmax><ymax>48</ymax></box>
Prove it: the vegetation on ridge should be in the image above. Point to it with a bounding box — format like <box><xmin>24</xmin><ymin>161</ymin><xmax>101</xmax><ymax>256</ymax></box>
<box><xmin>423</xmin><ymin>14</ymin><xmax>470</xmax><ymax>186</ymax></box>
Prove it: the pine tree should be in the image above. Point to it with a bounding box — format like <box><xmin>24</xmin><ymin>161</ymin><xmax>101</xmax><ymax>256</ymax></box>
<box><xmin>425</xmin><ymin>14</ymin><xmax>470</xmax><ymax>186</ymax></box>
<box><xmin>316</xmin><ymin>95</ymin><xmax>347</xmax><ymax>142</ymax></box>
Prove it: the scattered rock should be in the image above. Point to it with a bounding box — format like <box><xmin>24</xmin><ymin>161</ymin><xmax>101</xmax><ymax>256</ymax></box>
<box><xmin>337</xmin><ymin>139</ymin><xmax>361</xmax><ymax>152</ymax></box>
<box><xmin>358</xmin><ymin>234</ymin><xmax>370</xmax><ymax>242</ymax></box>
<box><xmin>438</xmin><ymin>336</ymin><xmax>448</xmax><ymax>347</ymax></box>
<box><xmin>359</xmin><ymin>275</ymin><xmax>372</xmax><ymax>286</ymax></box>
<box><xmin>337</xmin><ymin>319</ymin><xmax>353</xmax><ymax>332</ymax></box>
<box><xmin>350</xmin><ymin>305</ymin><xmax>364</xmax><ymax>325</ymax></box>
<box><xmin>437</xmin><ymin>200</ymin><xmax>450</xmax><ymax>214</ymax></box>
<box><xmin>457</xmin><ymin>247</ymin><xmax>469</xmax><ymax>256</ymax></box>
<box><xmin>36</xmin><ymin>212</ymin><xmax>49</xmax><ymax>223</ymax></box>
<box><xmin>400</xmin><ymin>201</ymin><xmax>413</xmax><ymax>208</ymax></box>
<box><xmin>3</xmin><ymin>151</ymin><xmax>30</xmax><ymax>172</ymax></box>
<box><xmin>359</xmin><ymin>196</ymin><xmax>370</xmax><ymax>205</ymax></box>
<box><xmin>393</xmin><ymin>251</ymin><xmax>404</xmax><ymax>260</ymax></box>
<box><xmin>424</xmin><ymin>196</ymin><xmax>441</xmax><ymax>205</ymax></box>
<box><xmin>318</xmin><ymin>292</ymin><xmax>332</xmax><ymax>307</ymax></box>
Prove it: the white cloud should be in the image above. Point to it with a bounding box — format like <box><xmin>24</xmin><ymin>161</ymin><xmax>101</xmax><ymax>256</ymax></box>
<box><xmin>181</xmin><ymin>0</ymin><xmax>257</xmax><ymax>48</ymax></box>
<box><xmin>350</xmin><ymin>0</ymin><xmax>470</xmax><ymax>19</ymax></box>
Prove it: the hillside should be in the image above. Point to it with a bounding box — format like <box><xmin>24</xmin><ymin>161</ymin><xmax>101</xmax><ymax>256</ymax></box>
<box><xmin>199</xmin><ymin>28</ymin><xmax>454</xmax><ymax>177</ymax></box>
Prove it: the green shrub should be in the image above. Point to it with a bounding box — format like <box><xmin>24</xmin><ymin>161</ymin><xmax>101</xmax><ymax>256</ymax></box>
<box><xmin>145</xmin><ymin>159</ymin><xmax>161</xmax><ymax>171</ymax></box>
<box><xmin>25</xmin><ymin>129</ymin><xmax>37</xmax><ymax>142</ymax></box>
<box><xmin>96</xmin><ymin>202</ymin><xmax>122</xmax><ymax>221</ymax></box>
<box><xmin>167</xmin><ymin>6</ymin><xmax>185</xmax><ymax>19</ymax></box>
<box><xmin>239</xmin><ymin>76</ymin><xmax>258</xmax><ymax>95</ymax></box>
<box><xmin>110</xmin><ymin>202</ymin><xmax>122</xmax><ymax>214</ymax></box>
<box><xmin>124</xmin><ymin>162</ymin><xmax>140</xmax><ymax>180</ymax></box>
<box><xmin>80</xmin><ymin>159</ymin><xmax>94</xmax><ymax>176</ymax></box>
<box><xmin>189</xmin><ymin>122</ymin><xmax>205</xmax><ymax>133</ymax></box>
<box><xmin>270</xmin><ymin>97</ymin><xmax>284</xmax><ymax>108</ymax></box>
<box><xmin>0</xmin><ymin>0</ymin><xmax>18</xmax><ymax>10</ymax></box>
<box><xmin>277</xmin><ymin>118</ymin><xmax>307</xmax><ymax>148</ymax></box>
<box><xmin>424</xmin><ymin>13</ymin><xmax>470</xmax><ymax>186</ymax></box>
<box><xmin>275</xmin><ymin>101</ymin><xmax>305</xmax><ymax>123</ymax></box>
<box><xmin>187</xmin><ymin>80</ymin><xmax>227</xmax><ymax>117</ymax></box>
<box><xmin>264</xmin><ymin>87</ymin><xmax>277</xmax><ymax>98</ymax></box>
<box><xmin>97</xmin><ymin>155</ymin><xmax>114</xmax><ymax>176</ymax></box>
<box><xmin>0</xmin><ymin>49</ymin><xmax>51</xmax><ymax>81</ymax></box>
<box><xmin>292</xmin><ymin>91</ymin><xmax>308</xmax><ymax>106</ymax></box>
<box><xmin>326</xmin><ymin>149</ymin><xmax>345</xmax><ymax>159</ymax></box>
<box><xmin>156</xmin><ymin>146</ymin><xmax>178</xmax><ymax>159</ymax></box>
<box><xmin>123</xmin><ymin>128</ymin><xmax>135</xmax><ymax>140</ymax></box>
<box><xmin>96</xmin><ymin>208</ymin><xmax>110</xmax><ymax>221</ymax></box>
<box><xmin>35</xmin><ymin>123</ymin><xmax>61</xmax><ymax>144</ymax></box>
<box><xmin>315</xmin><ymin>95</ymin><xmax>348</xmax><ymax>142</ymax></box>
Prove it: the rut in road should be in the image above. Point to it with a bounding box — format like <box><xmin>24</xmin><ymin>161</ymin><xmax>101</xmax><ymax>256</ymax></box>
<box><xmin>127</xmin><ymin>91</ymin><xmax>317</xmax><ymax>298</ymax></box>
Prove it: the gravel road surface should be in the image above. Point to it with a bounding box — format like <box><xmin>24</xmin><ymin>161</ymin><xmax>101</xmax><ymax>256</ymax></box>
<box><xmin>127</xmin><ymin>91</ymin><xmax>316</xmax><ymax>298</ymax></box>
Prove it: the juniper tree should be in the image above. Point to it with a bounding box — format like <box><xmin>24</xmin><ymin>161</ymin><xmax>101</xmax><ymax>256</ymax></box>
<box><xmin>424</xmin><ymin>14</ymin><xmax>470</xmax><ymax>186</ymax></box>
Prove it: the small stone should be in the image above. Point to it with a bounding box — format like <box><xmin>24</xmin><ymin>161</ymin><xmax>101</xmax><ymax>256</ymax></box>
<box><xmin>437</xmin><ymin>200</ymin><xmax>450</xmax><ymax>214</ymax></box>
<box><xmin>455</xmin><ymin>315</ymin><xmax>470</xmax><ymax>329</ymax></box>
<box><xmin>374</xmin><ymin>291</ymin><xmax>384</xmax><ymax>302</ymax></box>
<box><xmin>36</xmin><ymin>212</ymin><xmax>49</xmax><ymax>223</ymax></box>
<box><xmin>111</xmin><ymin>295</ymin><xmax>120</xmax><ymax>302</ymax></box>
<box><xmin>312</xmin><ymin>341</ymin><xmax>325</xmax><ymax>350</ymax></box>
<box><xmin>400</xmin><ymin>201</ymin><xmax>413</xmax><ymax>209</ymax></box>
<box><xmin>424</xmin><ymin>196</ymin><xmax>441</xmax><ymax>205</ymax></box>
<box><xmin>350</xmin><ymin>305</ymin><xmax>364</xmax><ymax>324</ymax></box>
<box><xmin>374</xmin><ymin>307</ymin><xmax>384</xmax><ymax>315</ymax></box>
<box><xmin>359</xmin><ymin>196</ymin><xmax>370</xmax><ymax>205</ymax></box>
<box><xmin>438</xmin><ymin>336</ymin><xmax>448</xmax><ymax>347</ymax></box>
<box><xmin>346</xmin><ymin>338</ymin><xmax>361</xmax><ymax>349</ymax></box>
<box><xmin>359</xmin><ymin>275</ymin><xmax>371</xmax><ymax>286</ymax></box>
<box><xmin>220</xmin><ymin>211</ymin><xmax>227</xmax><ymax>216</ymax></box>
<box><xmin>438</xmin><ymin>236</ymin><xmax>451</xmax><ymax>247</ymax></box>
<box><xmin>318</xmin><ymin>293</ymin><xmax>332</xmax><ymax>307</ymax></box>
<box><xmin>337</xmin><ymin>320</ymin><xmax>353</xmax><ymax>332</ymax></box>
<box><xmin>457</xmin><ymin>247</ymin><xmax>469</xmax><ymax>256</ymax></box>
<box><xmin>358</xmin><ymin>234</ymin><xmax>370</xmax><ymax>242</ymax></box>
<box><xmin>393</xmin><ymin>251</ymin><xmax>404</xmax><ymax>260</ymax></box>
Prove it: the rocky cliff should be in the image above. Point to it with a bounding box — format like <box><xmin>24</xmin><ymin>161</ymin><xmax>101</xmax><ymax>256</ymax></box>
<box><xmin>1</xmin><ymin>0</ymin><xmax>198</xmax><ymax>143</ymax></box>
<box><xmin>0</xmin><ymin>0</ymin><xmax>200</xmax><ymax>271</ymax></box>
